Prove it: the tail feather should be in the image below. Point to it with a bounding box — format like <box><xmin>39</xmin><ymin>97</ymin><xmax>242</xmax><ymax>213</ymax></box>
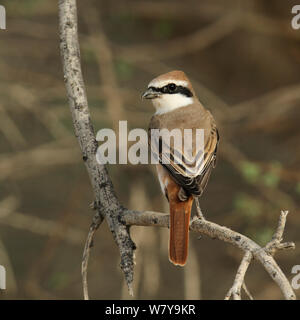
<box><xmin>169</xmin><ymin>196</ymin><xmax>193</xmax><ymax>266</ymax></box>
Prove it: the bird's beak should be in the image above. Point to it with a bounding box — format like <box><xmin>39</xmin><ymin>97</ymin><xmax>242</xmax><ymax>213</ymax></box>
<box><xmin>142</xmin><ymin>88</ymin><xmax>161</xmax><ymax>99</ymax></box>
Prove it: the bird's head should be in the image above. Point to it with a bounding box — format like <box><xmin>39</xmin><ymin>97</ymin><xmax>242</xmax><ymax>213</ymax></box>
<box><xmin>142</xmin><ymin>70</ymin><xmax>195</xmax><ymax>114</ymax></box>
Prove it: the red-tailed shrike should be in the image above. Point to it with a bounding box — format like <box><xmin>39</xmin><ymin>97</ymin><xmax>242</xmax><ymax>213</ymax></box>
<box><xmin>143</xmin><ymin>71</ymin><xmax>219</xmax><ymax>266</ymax></box>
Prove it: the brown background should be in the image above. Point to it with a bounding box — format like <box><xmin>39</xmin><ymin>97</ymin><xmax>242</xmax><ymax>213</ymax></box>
<box><xmin>0</xmin><ymin>0</ymin><xmax>299</xmax><ymax>299</ymax></box>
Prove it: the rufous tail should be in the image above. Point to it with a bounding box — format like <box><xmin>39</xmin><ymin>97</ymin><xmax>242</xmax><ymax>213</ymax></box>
<box><xmin>167</xmin><ymin>183</ymin><xmax>193</xmax><ymax>266</ymax></box>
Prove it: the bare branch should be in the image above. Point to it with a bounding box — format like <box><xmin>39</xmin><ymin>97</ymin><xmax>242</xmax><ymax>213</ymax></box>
<box><xmin>242</xmin><ymin>282</ymin><xmax>254</xmax><ymax>300</ymax></box>
<box><xmin>82</xmin><ymin>213</ymin><xmax>104</xmax><ymax>300</ymax></box>
<box><xmin>225</xmin><ymin>251</ymin><xmax>252</xmax><ymax>300</ymax></box>
<box><xmin>271</xmin><ymin>210</ymin><xmax>289</xmax><ymax>243</ymax></box>
<box><xmin>123</xmin><ymin>210</ymin><xmax>296</xmax><ymax>300</ymax></box>
<box><xmin>225</xmin><ymin>211</ymin><xmax>295</xmax><ymax>300</ymax></box>
<box><xmin>265</xmin><ymin>210</ymin><xmax>296</xmax><ymax>255</ymax></box>
<box><xmin>59</xmin><ymin>0</ymin><xmax>136</xmax><ymax>297</ymax></box>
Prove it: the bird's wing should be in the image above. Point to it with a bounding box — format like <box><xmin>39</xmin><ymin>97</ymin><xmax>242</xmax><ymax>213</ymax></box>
<box><xmin>149</xmin><ymin>112</ymin><xmax>219</xmax><ymax>196</ymax></box>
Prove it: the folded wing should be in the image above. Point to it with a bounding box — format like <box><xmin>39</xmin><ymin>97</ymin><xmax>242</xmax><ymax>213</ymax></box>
<box><xmin>150</xmin><ymin>111</ymin><xmax>219</xmax><ymax>197</ymax></box>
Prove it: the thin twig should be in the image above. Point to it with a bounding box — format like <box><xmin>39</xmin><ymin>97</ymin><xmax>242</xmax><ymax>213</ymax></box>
<box><xmin>225</xmin><ymin>251</ymin><xmax>252</xmax><ymax>300</ymax></box>
<box><xmin>265</xmin><ymin>210</ymin><xmax>295</xmax><ymax>255</ymax></box>
<box><xmin>242</xmin><ymin>282</ymin><xmax>254</xmax><ymax>300</ymax></box>
<box><xmin>82</xmin><ymin>213</ymin><xmax>104</xmax><ymax>300</ymax></box>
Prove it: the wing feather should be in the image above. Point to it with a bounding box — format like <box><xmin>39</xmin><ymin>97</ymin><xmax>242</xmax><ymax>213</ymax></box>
<box><xmin>149</xmin><ymin>112</ymin><xmax>219</xmax><ymax>197</ymax></box>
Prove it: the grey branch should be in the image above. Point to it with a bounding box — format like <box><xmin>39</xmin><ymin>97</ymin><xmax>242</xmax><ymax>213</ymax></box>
<box><xmin>124</xmin><ymin>210</ymin><xmax>296</xmax><ymax>300</ymax></box>
<box><xmin>225</xmin><ymin>210</ymin><xmax>295</xmax><ymax>300</ymax></box>
<box><xmin>58</xmin><ymin>0</ymin><xmax>296</xmax><ymax>300</ymax></box>
<box><xmin>59</xmin><ymin>0</ymin><xmax>135</xmax><ymax>296</ymax></box>
<box><xmin>225</xmin><ymin>251</ymin><xmax>253</xmax><ymax>300</ymax></box>
<box><xmin>265</xmin><ymin>210</ymin><xmax>295</xmax><ymax>255</ymax></box>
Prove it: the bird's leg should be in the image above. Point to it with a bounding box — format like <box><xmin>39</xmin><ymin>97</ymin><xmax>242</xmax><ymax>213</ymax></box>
<box><xmin>195</xmin><ymin>197</ymin><xmax>206</xmax><ymax>220</ymax></box>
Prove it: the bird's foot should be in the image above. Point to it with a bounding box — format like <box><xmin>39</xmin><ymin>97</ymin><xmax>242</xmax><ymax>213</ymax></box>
<box><xmin>195</xmin><ymin>197</ymin><xmax>206</xmax><ymax>220</ymax></box>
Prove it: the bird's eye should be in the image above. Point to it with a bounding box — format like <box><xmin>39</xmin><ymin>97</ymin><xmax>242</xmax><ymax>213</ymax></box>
<box><xmin>168</xmin><ymin>83</ymin><xmax>176</xmax><ymax>92</ymax></box>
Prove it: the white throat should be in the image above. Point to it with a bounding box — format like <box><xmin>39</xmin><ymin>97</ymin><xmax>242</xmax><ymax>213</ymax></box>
<box><xmin>152</xmin><ymin>93</ymin><xmax>193</xmax><ymax>115</ymax></box>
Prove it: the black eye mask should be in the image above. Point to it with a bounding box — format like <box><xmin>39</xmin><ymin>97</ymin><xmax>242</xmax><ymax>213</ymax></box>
<box><xmin>149</xmin><ymin>84</ymin><xmax>193</xmax><ymax>97</ymax></box>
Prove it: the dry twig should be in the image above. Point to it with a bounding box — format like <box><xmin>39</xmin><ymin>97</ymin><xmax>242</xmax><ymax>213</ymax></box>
<box><xmin>225</xmin><ymin>251</ymin><xmax>252</xmax><ymax>300</ymax></box>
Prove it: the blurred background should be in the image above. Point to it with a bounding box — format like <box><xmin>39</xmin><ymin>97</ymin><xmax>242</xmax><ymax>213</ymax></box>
<box><xmin>0</xmin><ymin>0</ymin><xmax>299</xmax><ymax>299</ymax></box>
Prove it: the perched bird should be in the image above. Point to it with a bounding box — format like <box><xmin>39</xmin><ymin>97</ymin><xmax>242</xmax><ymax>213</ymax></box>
<box><xmin>143</xmin><ymin>70</ymin><xmax>219</xmax><ymax>266</ymax></box>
